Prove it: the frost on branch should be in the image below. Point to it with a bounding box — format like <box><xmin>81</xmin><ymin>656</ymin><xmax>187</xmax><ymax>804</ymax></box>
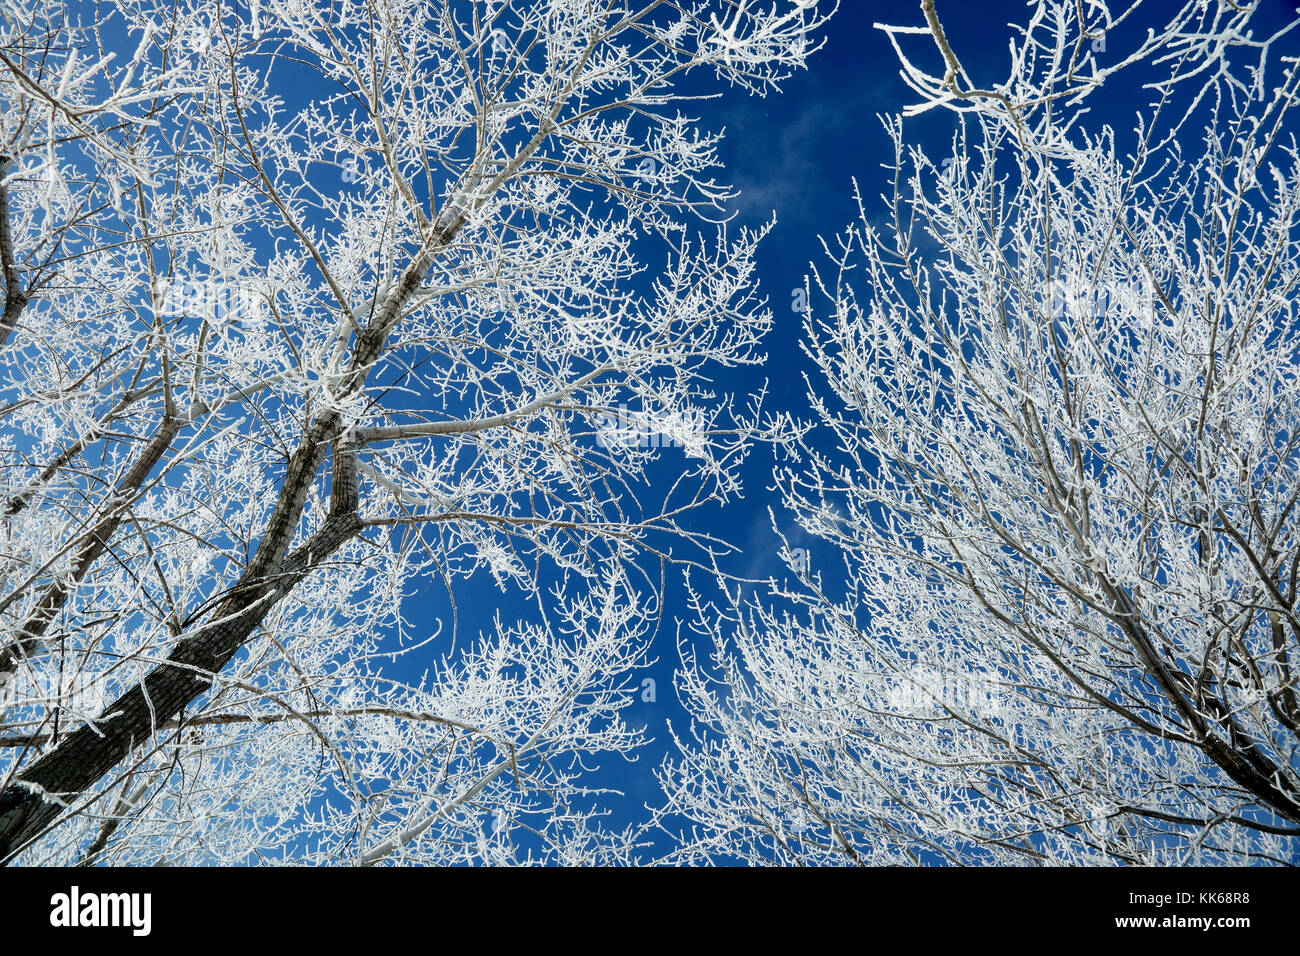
<box><xmin>876</xmin><ymin>1</ymin><xmax>1299</xmax><ymax>156</ymax></box>
<box><xmin>0</xmin><ymin>0</ymin><xmax>827</xmax><ymax>864</ymax></box>
<box><xmin>658</xmin><ymin>10</ymin><xmax>1300</xmax><ymax>865</ymax></box>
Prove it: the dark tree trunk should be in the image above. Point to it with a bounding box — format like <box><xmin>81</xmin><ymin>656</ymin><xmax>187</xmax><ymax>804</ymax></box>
<box><xmin>0</xmin><ymin>509</ymin><xmax>361</xmax><ymax>863</ymax></box>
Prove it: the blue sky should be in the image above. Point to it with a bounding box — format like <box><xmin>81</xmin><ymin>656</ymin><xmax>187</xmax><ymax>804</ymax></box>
<box><xmin>384</xmin><ymin>0</ymin><xmax>1052</xmax><ymax>851</ymax></box>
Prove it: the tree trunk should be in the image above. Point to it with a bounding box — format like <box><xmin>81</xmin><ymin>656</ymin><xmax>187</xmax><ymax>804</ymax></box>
<box><xmin>0</xmin><ymin>508</ymin><xmax>361</xmax><ymax>862</ymax></box>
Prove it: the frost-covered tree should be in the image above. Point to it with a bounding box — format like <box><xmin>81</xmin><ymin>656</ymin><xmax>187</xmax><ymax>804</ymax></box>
<box><xmin>657</xmin><ymin>0</ymin><xmax>1300</xmax><ymax>865</ymax></box>
<box><xmin>0</xmin><ymin>0</ymin><xmax>830</xmax><ymax>864</ymax></box>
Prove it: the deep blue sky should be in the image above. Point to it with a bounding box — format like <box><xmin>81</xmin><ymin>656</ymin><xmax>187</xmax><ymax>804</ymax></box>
<box><xmin>400</xmin><ymin>0</ymin><xmax>1040</xmax><ymax>849</ymax></box>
